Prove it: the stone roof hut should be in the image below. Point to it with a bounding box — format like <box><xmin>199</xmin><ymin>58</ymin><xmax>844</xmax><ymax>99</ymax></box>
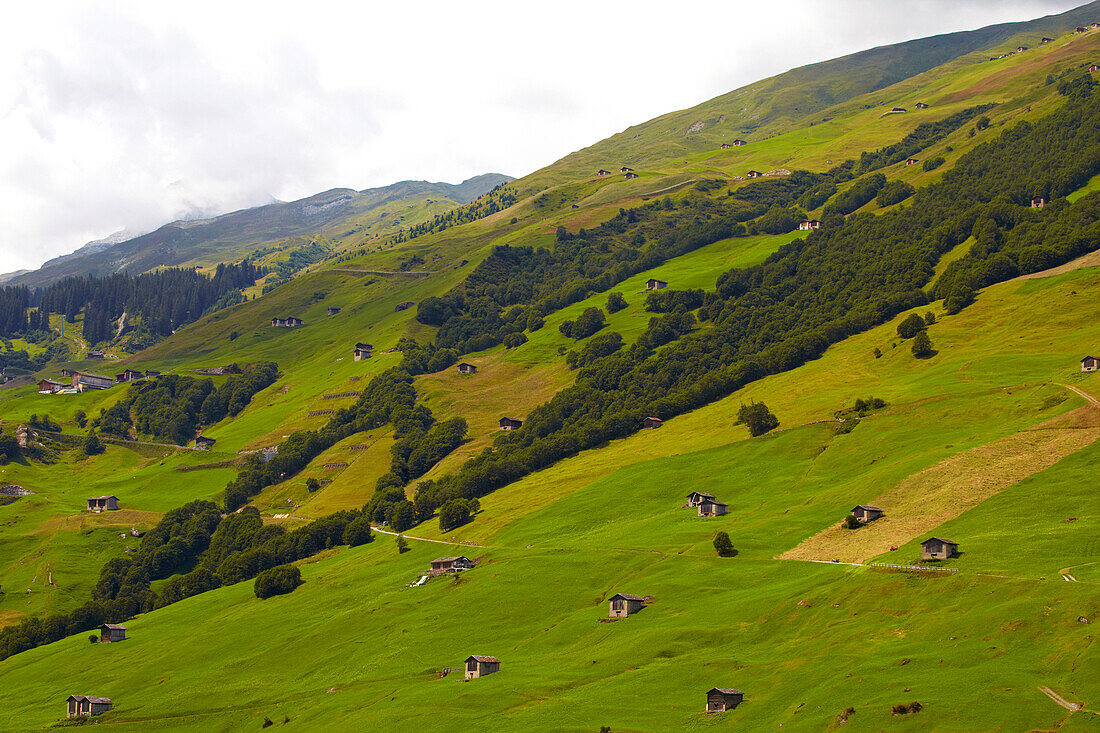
<box><xmin>100</xmin><ymin>624</ymin><xmax>127</xmax><ymax>643</ymax></box>
<box><xmin>499</xmin><ymin>417</ymin><xmax>523</xmax><ymax>431</ymax></box>
<box><xmin>921</xmin><ymin>537</ymin><xmax>959</xmax><ymax>560</ymax></box>
<box><xmin>1082</xmin><ymin>355</ymin><xmax>1099</xmax><ymax>372</ymax></box>
<box><xmin>430</xmin><ymin>556</ymin><xmax>473</xmax><ymax>575</ymax></box>
<box><xmin>457</xmin><ymin>363</ymin><xmax>477</xmax><ymax>374</ymax></box>
<box><xmin>698</xmin><ymin>498</ymin><xmax>728</xmax><ymax>517</ymax></box>
<box><xmin>643</xmin><ymin>416</ymin><xmax>663</xmax><ymax>429</ymax></box>
<box><xmin>706</xmin><ymin>688</ymin><xmax>743</xmax><ymax>712</ymax></box>
<box><xmin>851</xmin><ymin>505</ymin><xmax>884</xmax><ymax>522</ymax></box>
<box><xmin>465</xmin><ymin>655</ymin><xmax>500</xmax><ymax>679</ymax></box>
<box><xmin>87</xmin><ymin>496</ymin><xmax>119</xmax><ymax>512</ymax></box>
<box><xmin>67</xmin><ymin>695</ymin><xmax>112</xmax><ymax>718</ymax></box>
<box><xmin>686</xmin><ymin>491</ymin><xmax>715</xmax><ymax>507</ymax></box>
<box><xmin>609</xmin><ymin>593</ymin><xmax>645</xmax><ymax>618</ymax></box>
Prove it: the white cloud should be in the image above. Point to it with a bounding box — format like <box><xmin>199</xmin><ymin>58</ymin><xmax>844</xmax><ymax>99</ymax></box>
<box><xmin>0</xmin><ymin>0</ymin><xmax>1080</xmax><ymax>272</ymax></box>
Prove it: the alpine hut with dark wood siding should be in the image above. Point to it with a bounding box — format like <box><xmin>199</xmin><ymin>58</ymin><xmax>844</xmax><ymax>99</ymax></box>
<box><xmin>921</xmin><ymin>537</ymin><xmax>959</xmax><ymax>560</ymax></box>
<box><xmin>66</xmin><ymin>695</ymin><xmax>113</xmax><ymax>718</ymax></box>
<box><xmin>100</xmin><ymin>624</ymin><xmax>127</xmax><ymax>643</ymax></box>
<box><xmin>464</xmin><ymin>655</ymin><xmax>500</xmax><ymax>679</ymax></box>
<box><xmin>851</xmin><ymin>505</ymin><xmax>884</xmax><ymax>522</ymax></box>
<box><xmin>608</xmin><ymin>593</ymin><xmax>645</xmax><ymax>618</ymax></box>
<box><xmin>706</xmin><ymin>688</ymin><xmax>743</xmax><ymax>712</ymax></box>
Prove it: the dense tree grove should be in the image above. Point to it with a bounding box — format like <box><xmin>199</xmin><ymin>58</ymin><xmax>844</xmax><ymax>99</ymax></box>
<box><xmin>393</xmin><ymin>183</ymin><xmax>518</xmax><ymax>242</ymax></box>
<box><xmin>0</xmin><ymin>261</ymin><xmax>262</xmax><ymax>342</ymax></box>
<box><xmin>93</xmin><ymin>363</ymin><xmax>278</xmax><ymax>444</ymax></box>
<box><xmin>254</xmin><ymin>564</ymin><xmax>303</xmax><ymax>599</ymax></box>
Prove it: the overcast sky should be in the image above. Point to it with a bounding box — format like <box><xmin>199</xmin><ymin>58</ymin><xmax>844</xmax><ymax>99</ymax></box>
<box><xmin>0</xmin><ymin>0</ymin><xmax>1082</xmax><ymax>273</ymax></box>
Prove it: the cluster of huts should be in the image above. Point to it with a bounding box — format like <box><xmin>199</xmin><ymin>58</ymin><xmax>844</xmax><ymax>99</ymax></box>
<box><xmin>64</xmin><ymin>625</ymin><xmax>128</xmax><ymax>717</ymax></box>
<box><xmin>38</xmin><ymin>367</ymin><xmax>167</xmax><ymax>395</ymax></box>
<box><xmin>745</xmin><ymin>169</ymin><xmax>792</xmax><ymax>179</ymax></box>
<box><xmin>270</xmin><ymin>316</ymin><xmax>303</xmax><ymax>328</ymax></box>
<box><xmin>38</xmin><ymin>370</ymin><xmax>114</xmax><ymax>395</ymax></box>
<box><xmin>596</xmin><ymin>166</ymin><xmax>641</xmax><ymax>180</ymax></box>
<box><xmin>719</xmin><ymin>140</ymin><xmax>748</xmax><ymax>150</ymax></box>
<box><xmin>847</xmin><ymin>506</ymin><xmax>960</xmax><ymax>559</ymax></box>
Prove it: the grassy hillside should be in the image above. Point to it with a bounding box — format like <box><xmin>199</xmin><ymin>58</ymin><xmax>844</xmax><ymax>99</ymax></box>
<box><xmin>4</xmin><ymin>7</ymin><xmax>1100</xmax><ymax>730</ymax></box>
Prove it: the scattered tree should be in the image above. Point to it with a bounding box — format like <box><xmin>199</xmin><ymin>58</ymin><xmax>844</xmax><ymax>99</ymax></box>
<box><xmin>73</xmin><ymin>410</ymin><xmax>87</xmax><ymax>429</ymax></box>
<box><xmin>305</xmin><ymin>478</ymin><xmax>320</xmax><ymax>493</ymax></box>
<box><xmin>83</xmin><ymin>429</ymin><xmax>105</xmax><ymax>456</ymax></box>
<box><xmin>713</xmin><ymin>531</ymin><xmax>736</xmax><ymax>557</ymax></box>
<box><xmin>736</xmin><ymin>402</ymin><xmax>779</xmax><ymax>437</ymax></box>
<box><xmin>396</xmin><ymin>535</ymin><xmax>409</xmax><ymax>554</ymax></box>
<box><xmin>843</xmin><ymin>515</ymin><xmax>863</xmax><ymax>530</ymax></box>
<box><xmin>911</xmin><ymin>330</ymin><xmax>934</xmax><ymax>358</ymax></box>
<box><xmin>606</xmin><ymin>292</ymin><xmax>628</xmax><ymax>313</ymax></box>
<box><xmin>923</xmin><ymin>311</ymin><xmax>936</xmax><ymax>326</ymax></box>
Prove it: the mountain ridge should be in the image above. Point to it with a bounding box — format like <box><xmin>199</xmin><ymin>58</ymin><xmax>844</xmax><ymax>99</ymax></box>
<box><xmin>8</xmin><ymin>173</ymin><xmax>513</xmax><ymax>288</ymax></box>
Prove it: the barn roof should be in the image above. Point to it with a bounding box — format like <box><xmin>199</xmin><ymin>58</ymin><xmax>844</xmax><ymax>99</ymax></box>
<box><xmin>432</xmin><ymin>556</ymin><xmax>470</xmax><ymax>563</ymax></box>
<box><xmin>101</xmin><ymin>623</ymin><xmax>127</xmax><ymax>630</ymax></box>
<box><xmin>67</xmin><ymin>695</ymin><xmax>112</xmax><ymax>703</ymax></box>
<box><xmin>645</xmin><ymin>416</ymin><xmax>662</xmax><ymax>422</ymax></box>
<box><xmin>610</xmin><ymin>593</ymin><xmax>645</xmax><ymax>601</ymax></box>
<box><xmin>700</xmin><ymin>498</ymin><xmax>728</xmax><ymax>506</ymax></box>
<box><xmin>1083</xmin><ymin>355</ymin><xmax>1098</xmax><ymax>361</ymax></box>
<box><xmin>687</xmin><ymin>491</ymin><xmax>716</xmax><ymax>498</ymax></box>
<box><xmin>73</xmin><ymin>371</ymin><xmax>112</xmax><ymax>380</ymax></box>
<box><xmin>852</xmin><ymin>505</ymin><xmax>882</xmax><ymax>511</ymax></box>
<box><xmin>922</xmin><ymin>537</ymin><xmax>957</xmax><ymax>545</ymax></box>
<box><xmin>466</xmin><ymin>655</ymin><xmax>499</xmax><ymax>663</ymax></box>
<box><xmin>88</xmin><ymin>495</ymin><xmax>118</xmax><ymax>501</ymax></box>
<box><xmin>708</xmin><ymin>688</ymin><xmax>743</xmax><ymax>695</ymax></box>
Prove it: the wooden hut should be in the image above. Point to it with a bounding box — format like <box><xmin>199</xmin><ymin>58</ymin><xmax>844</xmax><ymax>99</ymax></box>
<box><xmin>1082</xmin><ymin>355</ymin><xmax>1099</xmax><ymax>372</ymax></box>
<box><xmin>646</xmin><ymin>278</ymin><xmax>668</xmax><ymax>291</ymax></box>
<box><xmin>921</xmin><ymin>537</ymin><xmax>959</xmax><ymax>560</ymax></box>
<box><xmin>608</xmin><ymin>593</ymin><xmax>645</xmax><ymax>618</ymax></box>
<box><xmin>71</xmin><ymin>371</ymin><xmax>113</xmax><ymax>391</ymax></box>
<box><xmin>395</xmin><ymin>301</ymin><xmax>416</xmax><ymax>312</ymax></box>
<box><xmin>706</xmin><ymin>688</ymin><xmax>743</xmax><ymax>712</ymax></box>
<box><xmin>731</xmin><ymin>139</ymin><xmax>747</xmax><ymax>146</ymax></box>
<box><xmin>354</xmin><ymin>342</ymin><xmax>374</xmax><ymax>361</ymax></box>
<box><xmin>99</xmin><ymin>624</ymin><xmax>127</xmax><ymax>643</ymax></box>
<box><xmin>87</xmin><ymin>351</ymin><xmax>104</xmax><ymax>359</ymax></box>
<box><xmin>620</xmin><ymin>166</ymin><xmax>634</xmax><ymax>173</ymax></box>
<box><xmin>37</xmin><ymin>378</ymin><xmax>66</xmax><ymax>394</ymax></box>
<box><xmin>430</xmin><ymin>556</ymin><xmax>473</xmax><ymax>575</ymax></box>
<box><xmin>720</xmin><ymin>143</ymin><xmax>732</xmax><ymax>149</ymax></box>
<box><xmin>327</xmin><ymin>306</ymin><xmax>341</xmax><ymax>316</ymax></box>
<box><xmin>686</xmin><ymin>491</ymin><xmax>716</xmax><ymax>507</ymax></box>
<box><xmin>1031</xmin><ymin>197</ymin><xmax>1046</xmax><ymax>208</ymax></box>
<box><xmin>114</xmin><ymin>369</ymin><xmax>144</xmax><ymax>383</ymax></box>
<box><xmin>625</xmin><ymin>171</ymin><xmax>639</xmax><ymax>180</ymax></box>
<box><xmin>798</xmin><ymin>220</ymin><xmax>821</xmax><ymax>231</ymax></box>
<box><xmin>66</xmin><ymin>695</ymin><xmax>112</xmax><ymax>718</ymax></box>
<box><xmin>464</xmin><ymin>655</ymin><xmax>500</xmax><ymax>679</ymax></box>
<box><xmin>905</xmin><ymin>158</ymin><xmax>919</xmax><ymax>166</ymax></box>
<box><xmin>698</xmin><ymin>498</ymin><xmax>728</xmax><ymax>517</ymax></box>
<box><xmin>457</xmin><ymin>363</ymin><xmax>478</xmax><ymax>374</ymax></box>
<box><xmin>746</xmin><ymin>170</ymin><xmax>762</xmax><ymax>178</ymax></box>
<box><xmin>86</xmin><ymin>496</ymin><xmax>119</xmax><ymax>512</ymax></box>
<box><xmin>194</xmin><ymin>436</ymin><xmax>216</xmax><ymax>450</ymax></box>
<box><xmin>891</xmin><ymin>107</ymin><xmax>907</xmax><ymax>113</ymax></box>
<box><xmin>851</xmin><ymin>505</ymin><xmax>884</xmax><ymax>522</ymax></box>
<box><xmin>499</xmin><ymin>417</ymin><xmax>523</xmax><ymax>431</ymax></box>
<box><xmin>597</xmin><ymin>169</ymin><xmax>611</xmax><ymax>176</ymax></box>
<box><xmin>915</xmin><ymin>102</ymin><xmax>930</xmax><ymax>109</ymax></box>
<box><xmin>642</xmin><ymin>416</ymin><xmax>663</xmax><ymax>429</ymax></box>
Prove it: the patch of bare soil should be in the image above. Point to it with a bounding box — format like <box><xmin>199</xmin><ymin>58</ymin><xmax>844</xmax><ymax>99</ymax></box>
<box><xmin>781</xmin><ymin>408</ymin><xmax>1100</xmax><ymax>563</ymax></box>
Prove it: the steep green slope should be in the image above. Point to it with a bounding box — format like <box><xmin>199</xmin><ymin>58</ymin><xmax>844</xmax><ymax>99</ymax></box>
<box><xmin>3</xmin><ymin>8</ymin><xmax>1100</xmax><ymax>730</ymax></box>
<box><xmin>528</xmin><ymin>1</ymin><xmax>1100</xmax><ymax>183</ymax></box>
<box><xmin>0</xmin><ymin>264</ymin><xmax>1097</xmax><ymax>730</ymax></box>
